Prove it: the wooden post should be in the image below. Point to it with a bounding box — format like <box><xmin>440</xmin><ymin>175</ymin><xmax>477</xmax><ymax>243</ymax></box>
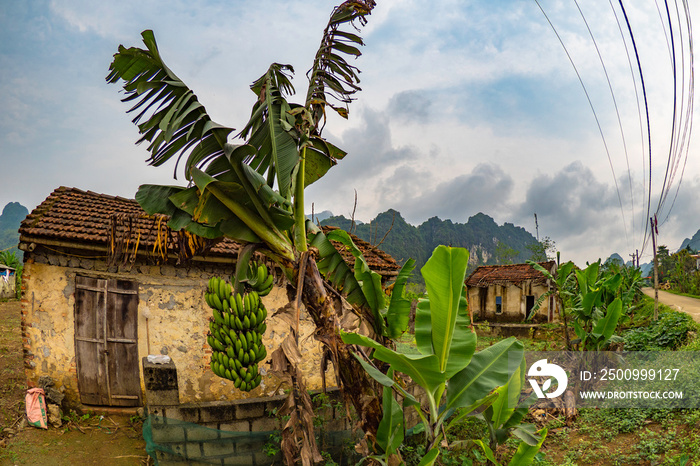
<box><xmin>652</xmin><ymin>216</ymin><xmax>659</xmax><ymax>320</ymax></box>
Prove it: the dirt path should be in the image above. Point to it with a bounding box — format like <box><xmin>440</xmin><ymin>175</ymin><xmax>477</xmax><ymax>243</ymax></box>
<box><xmin>0</xmin><ymin>300</ymin><xmax>150</xmax><ymax>465</ymax></box>
<box><xmin>642</xmin><ymin>287</ymin><xmax>700</xmax><ymax>322</ymax></box>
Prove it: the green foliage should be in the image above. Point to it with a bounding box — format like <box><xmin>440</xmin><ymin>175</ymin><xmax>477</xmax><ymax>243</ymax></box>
<box><xmin>658</xmin><ymin>247</ymin><xmax>700</xmax><ymax>296</ymax></box>
<box><xmin>579</xmin><ymin>408</ymin><xmax>650</xmax><ymax>438</ymax></box>
<box><xmin>624</xmin><ymin>309</ymin><xmax>698</xmax><ymax>351</ymax></box>
<box><xmin>495</xmin><ymin>241</ymin><xmax>519</xmax><ymax>265</ymax></box>
<box><xmin>527</xmin><ymin>236</ymin><xmax>556</xmax><ymax>262</ymax></box>
<box><xmin>264</xmin><ymin>431</ymin><xmax>283</xmax><ymax>457</ymax></box>
<box><xmin>475</xmin><ymin>357</ymin><xmax>545</xmax><ymax>465</ymax></box>
<box><xmin>321</xmin><ymin>210</ymin><xmax>539</xmax><ymax>284</ymax></box>
<box><xmin>313</xmin><ymin>227</ymin><xmax>416</xmax><ymax>337</ymax></box>
<box><xmin>531</xmin><ymin>259</ymin><xmax>626</xmax><ymax>351</ymax></box>
<box><xmin>343</xmin><ymin>246</ymin><xmax>544</xmax><ymax>465</ymax></box>
<box><xmin>109</xmin><ymin>3</ymin><xmax>374</xmax><ymax>261</ymax></box>
<box><xmin>0</xmin><ymin>250</ymin><xmax>22</xmax><ymax>299</ymax></box>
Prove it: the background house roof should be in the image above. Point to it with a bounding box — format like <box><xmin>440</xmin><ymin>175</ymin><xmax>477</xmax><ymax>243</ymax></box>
<box><xmin>321</xmin><ymin>225</ymin><xmax>400</xmax><ymax>278</ymax></box>
<box><xmin>466</xmin><ymin>261</ymin><xmax>556</xmax><ymax>287</ymax></box>
<box><xmin>19</xmin><ymin>187</ymin><xmax>399</xmax><ymax>277</ymax></box>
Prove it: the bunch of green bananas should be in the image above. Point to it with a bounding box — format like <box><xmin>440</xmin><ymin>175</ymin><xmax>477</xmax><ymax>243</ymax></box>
<box><xmin>205</xmin><ymin>274</ymin><xmax>268</xmax><ymax>392</ymax></box>
<box><xmin>242</xmin><ymin>261</ymin><xmax>275</xmax><ymax>297</ymax></box>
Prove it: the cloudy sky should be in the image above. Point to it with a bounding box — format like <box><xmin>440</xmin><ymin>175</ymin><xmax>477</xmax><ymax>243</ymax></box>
<box><xmin>1</xmin><ymin>0</ymin><xmax>698</xmax><ymax>266</ymax></box>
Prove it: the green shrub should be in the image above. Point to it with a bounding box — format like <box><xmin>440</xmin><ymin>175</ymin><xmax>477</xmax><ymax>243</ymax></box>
<box><xmin>623</xmin><ymin>310</ymin><xmax>698</xmax><ymax>351</ymax></box>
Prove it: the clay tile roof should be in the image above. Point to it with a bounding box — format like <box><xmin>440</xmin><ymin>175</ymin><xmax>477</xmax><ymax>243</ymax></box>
<box><xmin>321</xmin><ymin>225</ymin><xmax>400</xmax><ymax>277</ymax></box>
<box><xmin>18</xmin><ymin>187</ymin><xmax>240</xmax><ymax>257</ymax></box>
<box><xmin>465</xmin><ymin>261</ymin><xmax>555</xmax><ymax>287</ymax></box>
<box><xmin>19</xmin><ymin>187</ymin><xmax>399</xmax><ymax>277</ymax></box>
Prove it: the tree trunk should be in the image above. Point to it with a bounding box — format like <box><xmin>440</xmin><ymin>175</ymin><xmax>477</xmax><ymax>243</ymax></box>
<box><xmin>294</xmin><ymin>256</ymin><xmax>383</xmax><ymax>447</ymax></box>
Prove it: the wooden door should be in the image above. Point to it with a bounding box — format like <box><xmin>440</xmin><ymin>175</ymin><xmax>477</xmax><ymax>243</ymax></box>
<box><xmin>74</xmin><ymin>276</ymin><xmax>141</xmax><ymax>406</ymax></box>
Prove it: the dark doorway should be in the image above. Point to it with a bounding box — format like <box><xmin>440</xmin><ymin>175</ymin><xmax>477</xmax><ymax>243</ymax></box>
<box><xmin>525</xmin><ymin>295</ymin><xmax>535</xmax><ymax>318</ymax></box>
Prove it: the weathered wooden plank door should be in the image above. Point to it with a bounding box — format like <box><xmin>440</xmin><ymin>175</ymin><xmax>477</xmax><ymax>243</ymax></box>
<box><xmin>74</xmin><ymin>276</ymin><xmax>141</xmax><ymax>406</ymax></box>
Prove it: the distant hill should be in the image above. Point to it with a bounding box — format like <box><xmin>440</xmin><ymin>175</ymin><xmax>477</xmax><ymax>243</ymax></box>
<box><xmin>605</xmin><ymin>253</ymin><xmax>625</xmax><ymax>265</ymax></box>
<box><xmin>679</xmin><ymin>229</ymin><xmax>700</xmax><ymax>253</ymax></box>
<box><xmin>321</xmin><ymin>209</ymin><xmax>540</xmax><ymax>282</ymax></box>
<box><xmin>307</xmin><ymin>210</ymin><xmax>334</xmax><ymax>223</ymax></box>
<box><xmin>0</xmin><ymin>202</ymin><xmax>28</xmax><ymax>259</ymax></box>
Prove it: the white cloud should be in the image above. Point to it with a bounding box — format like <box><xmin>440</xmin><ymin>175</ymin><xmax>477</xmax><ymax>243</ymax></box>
<box><xmin>0</xmin><ymin>0</ymin><xmax>697</xmax><ymax>269</ymax></box>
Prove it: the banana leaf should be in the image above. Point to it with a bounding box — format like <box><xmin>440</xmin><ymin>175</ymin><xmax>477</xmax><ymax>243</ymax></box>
<box><xmin>446</xmin><ymin>338</ymin><xmax>523</xmax><ymax>411</ymax></box>
<box><xmin>385</xmin><ymin>258</ymin><xmax>416</xmax><ymax>339</ymax></box>
<box><xmin>420</xmin><ymin>246</ymin><xmax>470</xmax><ymax>373</ymax></box>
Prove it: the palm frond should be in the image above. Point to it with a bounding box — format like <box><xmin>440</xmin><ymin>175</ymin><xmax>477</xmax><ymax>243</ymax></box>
<box><xmin>107</xmin><ymin>30</ymin><xmax>234</xmax><ymax>180</ymax></box>
<box><xmin>305</xmin><ymin>0</ymin><xmax>376</xmax><ymax>133</ymax></box>
<box><xmin>238</xmin><ymin>64</ymin><xmax>299</xmax><ymax>199</ymax></box>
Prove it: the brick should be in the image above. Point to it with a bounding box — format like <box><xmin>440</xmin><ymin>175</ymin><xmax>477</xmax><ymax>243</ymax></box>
<box><xmin>185</xmin><ymin>426</ymin><xmax>220</xmax><ymax>442</ymax></box>
<box><xmin>164</xmin><ymin>406</ymin><xmax>201</xmax><ymax>423</ymax></box>
<box><xmin>163</xmin><ymin>442</ymin><xmax>187</xmax><ymax>460</ymax></box>
<box><xmin>151</xmin><ymin>424</ymin><xmax>186</xmax><ymax>443</ymax></box>
<box><xmin>202</xmin><ymin>439</ymin><xmax>235</xmax><ymax>458</ymax></box>
<box><xmin>232</xmin><ymin>435</ymin><xmax>265</xmax><ymax>454</ymax></box>
<box><xmin>199</xmin><ymin>403</ymin><xmax>236</xmax><ymax>423</ymax></box>
<box><xmin>185</xmin><ymin>441</ymin><xmax>203</xmax><ymax>459</ymax></box>
<box><xmin>235</xmin><ymin>402</ymin><xmax>264</xmax><ymax>419</ymax></box>
<box><xmin>250</xmin><ymin>417</ymin><xmax>278</xmax><ymax>432</ymax></box>
<box><xmin>219</xmin><ymin>420</ymin><xmax>250</xmax><ymax>433</ymax></box>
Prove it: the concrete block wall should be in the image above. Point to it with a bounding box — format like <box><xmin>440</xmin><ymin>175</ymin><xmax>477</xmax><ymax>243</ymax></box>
<box><xmin>145</xmin><ymin>390</ymin><xmax>354</xmax><ymax>465</ymax></box>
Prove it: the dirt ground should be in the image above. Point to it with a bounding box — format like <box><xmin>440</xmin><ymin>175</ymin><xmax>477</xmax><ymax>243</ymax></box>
<box><xmin>642</xmin><ymin>287</ymin><xmax>700</xmax><ymax>322</ymax></box>
<box><xmin>0</xmin><ymin>300</ymin><xmax>151</xmax><ymax>465</ymax></box>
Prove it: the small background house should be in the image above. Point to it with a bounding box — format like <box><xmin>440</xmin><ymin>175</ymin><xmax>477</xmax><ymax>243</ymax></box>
<box><xmin>691</xmin><ymin>253</ymin><xmax>700</xmax><ymax>270</ymax></box>
<box><xmin>0</xmin><ymin>264</ymin><xmax>15</xmax><ymax>299</ymax></box>
<box><xmin>466</xmin><ymin>261</ymin><xmax>557</xmax><ymax>323</ymax></box>
<box><xmin>18</xmin><ymin>187</ymin><xmax>399</xmax><ymax>409</ymax></box>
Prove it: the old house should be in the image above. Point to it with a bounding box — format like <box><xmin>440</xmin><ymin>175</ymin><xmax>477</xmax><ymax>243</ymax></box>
<box><xmin>466</xmin><ymin>261</ymin><xmax>557</xmax><ymax>323</ymax></box>
<box><xmin>18</xmin><ymin>187</ymin><xmax>399</xmax><ymax>409</ymax></box>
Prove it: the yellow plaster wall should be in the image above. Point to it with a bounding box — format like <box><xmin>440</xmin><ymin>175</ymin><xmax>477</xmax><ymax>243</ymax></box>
<box><xmin>23</xmin><ymin>259</ymin><xmax>335</xmax><ymax>407</ymax></box>
<box><xmin>467</xmin><ymin>281</ymin><xmax>552</xmax><ymax>321</ymax></box>
<box><xmin>22</xmin><ymin>261</ymin><xmax>79</xmax><ymax>401</ymax></box>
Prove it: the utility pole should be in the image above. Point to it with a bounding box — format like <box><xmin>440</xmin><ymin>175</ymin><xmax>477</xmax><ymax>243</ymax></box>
<box><xmin>628</xmin><ymin>249</ymin><xmax>640</xmax><ymax>268</ymax></box>
<box><xmin>651</xmin><ymin>215</ymin><xmax>659</xmax><ymax>321</ymax></box>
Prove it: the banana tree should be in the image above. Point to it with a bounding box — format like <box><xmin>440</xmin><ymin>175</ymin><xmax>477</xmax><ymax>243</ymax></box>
<box><xmin>529</xmin><ymin>260</ymin><xmax>624</xmax><ymax>351</ymax></box>
<box><xmin>569</xmin><ymin>261</ymin><xmax>624</xmax><ymax>351</ymax></box>
<box><xmin>107</xmin><ymin>0</ymin><xmax>392</xmax><ymax>459</ymax></box>
<box><xmin>526</xmin><ymin>260</ymin><xmax>576</xmax><ymax>349</ymax></box>
<box><xmin>342</xmin><ymin>246</ymin><xmax>530</xmax><ymax>464</ymax></box>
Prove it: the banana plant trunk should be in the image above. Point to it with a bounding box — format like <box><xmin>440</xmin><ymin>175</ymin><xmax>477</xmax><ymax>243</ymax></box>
<box><xmin>293</xmin><ymin>255</ymin><xmax>383</xmax><ymax>444</ymax></box>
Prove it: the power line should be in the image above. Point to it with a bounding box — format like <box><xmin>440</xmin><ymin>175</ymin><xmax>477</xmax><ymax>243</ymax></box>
<box><xmin>534</xmin><ymin>0</ymin><xmax>630</xmax><ymax>247</ymax></box>
<box><xmin>573</xmin><ymin>0</ymin><xmax>636</xmax><ymax>249</ymax></box>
